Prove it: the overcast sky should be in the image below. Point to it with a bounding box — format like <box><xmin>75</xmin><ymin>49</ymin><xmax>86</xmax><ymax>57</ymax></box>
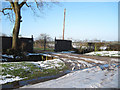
<box><xmin>1</xmin><ymin>1</ymin><xmax>118</xmax><ymax>41</ymax></box>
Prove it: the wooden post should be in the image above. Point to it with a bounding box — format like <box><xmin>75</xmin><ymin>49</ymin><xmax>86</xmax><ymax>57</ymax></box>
<box><xmin>31</xmin><ymin>35</ymin><xmax>33</xmax><ymax>39</ymax></box>
<box><xmin>95</xmin><ymin>43</ymin><xmax>97</xmax><ymax>51</ymax></box>
<box><xmin>42</xmin><ymin>56</ymin><xmax>43</xmax><ymax>61</ymax></box>
<box><xmin>63</xmin><ymin>8</ymin><xmax>66</xmax><ymax>40</ymax></box>
<box><xmin>46</xmin><ymin>56</ymin><xmax>47</xmax><ymax>60</ymax></box>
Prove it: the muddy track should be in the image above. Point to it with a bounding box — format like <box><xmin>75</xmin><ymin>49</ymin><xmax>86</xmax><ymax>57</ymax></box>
<box><xmin>50</xmin><ymin>53</ymin><xmax>119</xmax><ymax>64</ymax></box>
<box><xmin>49</xmin><ymin>53</ymin><xmax>119</xmax><ymax>71</ymax></box>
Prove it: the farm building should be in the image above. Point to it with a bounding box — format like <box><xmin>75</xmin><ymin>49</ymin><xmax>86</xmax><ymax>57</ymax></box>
<box><xmin>55</xmin><ymin>38</ymin><xmax>72</xmax><ymax>52</ymax></box>
<box><xmin>108</xmin><ymin>43</ymin><xmax>120</xmax><ymax>51</ymax></box>
<box><xmin>1</xmin><ymin>36</ymin><xmax>33</xmax><ymax>53</ymax></box>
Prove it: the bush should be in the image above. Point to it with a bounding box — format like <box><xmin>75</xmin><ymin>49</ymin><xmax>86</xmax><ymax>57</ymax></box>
<box><xmin>6</xmin><ymin>49</ymin><xmax>26</xmax><ymax>60</ymax></box>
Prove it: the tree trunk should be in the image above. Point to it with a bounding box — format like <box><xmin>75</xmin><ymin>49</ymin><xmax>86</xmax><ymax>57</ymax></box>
<box><xmin>12</xmin><ymin>7</ymin><xmax>21</xmax><ymax>50</ymax></box>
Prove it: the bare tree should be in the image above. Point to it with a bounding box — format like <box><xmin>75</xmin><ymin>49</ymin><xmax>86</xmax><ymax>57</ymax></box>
<box><xmin>35</xmin><ymin>33</ymin><xmax>53</xmax><ymax>50</ymax></box>
<box><xmin>0</xmin><ymin>0</ymin><xmax>57</xmax><ymax>50</ymax></box>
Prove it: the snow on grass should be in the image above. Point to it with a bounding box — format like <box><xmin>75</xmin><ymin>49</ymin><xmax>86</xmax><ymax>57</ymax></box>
<box><xmin>85</xmin><ymin>51</ymin><xmax>120</xmax><ymax>57</ymax></box>
<box><xmin>28</xmin><ymin>59</ymin><xmax>65</xmax><ymax>70</ymax></box>
<box><xmin>21</xmin><ymin>66</ymin><xmax>119</xmax><ymax>88</ymax></box>
<box><xmin>1</xmin><ymin>62</ymin><xmax>39</xmax><ymax>84</ymax></box>
<box><xmin>1</xmin><ymin>59</ymin><xmax>66</xmax><ymax>85</ymax></box>
<box><xmin>1</xmin><ymin>54</ymin><xmax>21</xmax><ymax>60</ymax></box>
<box><xmin>0</xmin><ymin>75</ymin><xmax>24</xmax><ymax>85</ymax></box>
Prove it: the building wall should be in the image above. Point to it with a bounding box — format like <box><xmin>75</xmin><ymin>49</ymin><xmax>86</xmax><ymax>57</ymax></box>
<box><xmin>55</xmin><ymin>39</ymin><xmax>72</xmax><ymax>52</ymax></box>
<box><xmin>2</xmin><ymin>37</ymin><xmax>12</xmax><ymax>51</ymax></box>
<box><xmin>1</xmin><ymin>36</ymin><xmax>33</xmax><ymax>52</ymax></box>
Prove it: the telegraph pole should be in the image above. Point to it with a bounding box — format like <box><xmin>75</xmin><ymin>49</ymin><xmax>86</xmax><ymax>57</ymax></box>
<box><xmin>63</xmin><ymin>8</ymin><xmax>66</xmax><ymax>40</ymax></box>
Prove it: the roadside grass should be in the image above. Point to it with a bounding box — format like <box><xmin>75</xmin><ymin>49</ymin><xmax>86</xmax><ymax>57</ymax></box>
<box><xmin>2</xmin><ymin>62</ymin><xmax>41</xmax><ymax>78</ymax></box>
<box><xmin>96</xmin><ymin>54</ymin><xmax>102</xmax><ymax>56</ymax></box>
<box><xmin>1</xmin><ymin>61</ymin><xmax>68</xmax><ymax>84</ymax></box>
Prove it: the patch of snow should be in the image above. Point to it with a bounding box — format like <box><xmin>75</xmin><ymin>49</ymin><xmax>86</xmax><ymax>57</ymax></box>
<box><xmin>27</xmin><ymin>53</ymin><xmax>53</xmax><ymax>57</ymax></box>
<box><xmin>100</xmin><ymin>46</ymin><xmax>107</xmax><ymax>50</ymax></box>
<box><xmin>81</xmin><ymin>46</ymin><xmax>87</xmax><ymax>49</ymax></box>
<box><xmin>48</xmin><ymin>43</ymin><xmax>54</xmax><ymax>47</ymax></box>
<box><xmin>79</xmin><ymin>57</ymin><xmax>106</xmax><ymax>64</ymax></box>
<box><xmin>72</xmin><ymin>45</ymin><xmax>80</xmax><ymax>48</ymax></box>
<box><xmin>61</xmin><ymin>58</ymin><xmax>92</xmax><ymax>67</ymax></box>
<box><xmin>0</xmin><ymin>58</ymin><xmax>7</xmax><ymax>61</ymax></box>
<box><xmin>42</xmin><ymin>54</ymin><xmax>52</xmax><ymax>57</ymax></box>
<box><xmin>61</xmin><ymin>51</ymin><xmax>75</xmax><ymax>54</ymax></box>
<box><xmin>0</xmin><ymin>75</ymin><xmax>24</xmax><ymax>85</ymax></box>
<box><xmin>2</xmin><ymin>54</ymin><xmax>14</xmax><ymax>58</ymax></box>
<box><xmin>51</xmin><ymin>51</ymin><xmax>75</xmax><ymax>55</ymax></box>
<box><xmin>27</xmin><ymin>53</ymin><xmax>43</xmax><ymax>56</ymax></box>
<box><xmin>85</xmin><ymin>51</ymin><xmax>120</xmax><ymax>57</ymax></box>
<box><xmin>28</xmin><ymin>59</ymin><xmax>65</xmax><ymax>69</ymax></box>
<box><xmin>0</xmin><ymin>74</ymin><xmax>12</xmax><ymax>79</ymax></box>
<box><xmin>77</xmin><ymin>60</ymin><xmax>92</xmax><ymax>67</ymax></box>
<box><xmin>111</xmin><ymin>58</ymin><xmax>119</xmax><ymax>62</ymax></box>
<box><xmin>53</xmin><ymin>56</ymin><xmax>59</xmax><ymax>58</ymax></box>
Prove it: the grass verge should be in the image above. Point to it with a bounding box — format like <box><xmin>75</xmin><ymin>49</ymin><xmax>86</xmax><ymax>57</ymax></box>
<box><xmin>1</xmin><ymin>61</ymin><xmax>68</xmax><ymax>85</ymax></box>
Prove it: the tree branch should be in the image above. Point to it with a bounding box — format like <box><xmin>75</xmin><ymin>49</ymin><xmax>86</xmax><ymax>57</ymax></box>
<box><xmin>34</xmin><ymin>0</ymin><xmax>43</xmax><ymax>10</ymax></box>
<box><xmin>20</xmin><ymin>0</ymin><xmax>27</xmax><ymax>8</ymax></box>
<box><xmin>0</xmin><ymin>8</ymin><xmax>13</xmax><ymax>15</ymax></box>
<box><xmin>25</xmin><ymin>2</ymin><xmax>31</xmax><ymax>7</ymax></box>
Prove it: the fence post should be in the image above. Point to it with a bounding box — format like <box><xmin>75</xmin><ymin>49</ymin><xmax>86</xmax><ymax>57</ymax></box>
<box><xmin>42</xmin><ymin>56</ymin><xmax>43</xmax><ymax>61</ymax></box>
